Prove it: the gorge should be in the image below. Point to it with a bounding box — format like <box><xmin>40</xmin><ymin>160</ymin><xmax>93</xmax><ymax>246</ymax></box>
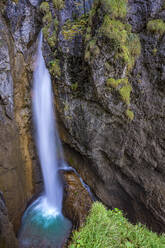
<box><xmin>1</xmin><ymin>0</ymin><xmax>165</xmax><ymax>247</ymax></box>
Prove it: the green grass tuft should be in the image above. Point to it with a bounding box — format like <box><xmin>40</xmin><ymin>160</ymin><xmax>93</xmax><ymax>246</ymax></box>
<box><xmin>147</xmin><ymin>19</ymin><xmax>165</xmax><ymax>36</ymax></box>
<box><xmin>70</xmin><ymin>202</ymin><xmax>165</xmax><ymax>248</ymax></box>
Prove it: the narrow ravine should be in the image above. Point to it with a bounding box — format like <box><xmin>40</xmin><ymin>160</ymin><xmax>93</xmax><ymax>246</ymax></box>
<box><xmin>18</xmin><ymin>32</ymin><xmax>72</xmax><ymax>248</ymax></box>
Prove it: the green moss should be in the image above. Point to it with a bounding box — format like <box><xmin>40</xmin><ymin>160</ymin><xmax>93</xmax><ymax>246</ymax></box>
<box><xmin>42</xmin><ymin>25</ymin><xmax>50</xmax><ymax>39</ymax></box>
<box><xmin>85</xmin><ymin>33</ymin><xmax>91</xmax><ymax>42</ymax></box>
<box><xmin>101</xmin><ymin>0</ymin><xmax>128</xmax><ymax>19</ymax></box>
<box><xmin>93</xmin><ymin>45</ymin><xmax>100</xmax><ymax>56</ymax></box>
<box><xmin>70</xmin><ymin>202</ymin><xmax>165</xmax><ymax>248</ymax></box>
<box><xmin>64</xmin><ymin>102</ymin><xmax>69</xmax><ymax>112</ymax></box>
<box><xmin>84</xmin><ymin>50</ymin><xmax>91</xmax><ymax>62</ymax></box>
<box><xmin>62</xmin><ymin>16</ymin><xmax>88</xmax><ymax>40</ymax></box>
<box><xmin>52</xmin><ymin>0</ymin><xmax>64</xmax><ymax>9</ymax></box>
<box><xmin>126</xmin><ymin>109</ymin><xmax>134</xmax><ymax>121</ymax></box>
<box><xmin>71</xmin><ymin>82</ymin><xmax>78</xmax><ymax>91</ymax></box>
<box><xmin>86</xmin><ymin>0</ymin><xmax>141</xmax><ymax>75</ymax></box>
<box><xmin>105</xmin><ymin>62</ymin><xmax>112</xmax><ymax>71</ymax></box>
<box><xmin>42</xmin><ymin>12</ymin><xmax>52</xmax><ymax>24</ymax></box>
<box><xmin>152</xmin><ymin>48</ymin><xmax>157</xmax><ymax>55</ymax></box>
<box><xmin>40</xmin><ymin>1</ymin><xmax>59</xmax><ymax>48</ymax></box>
<box><xmin>100</xmin><ymin>15</ymin><xmax>141</xmax><ymax>72</ymax></box>
<box><xmin>106</xmin><ymin>77</ymin><xmax>132</xmax><ymax>109</ymax></box>
<box><xmin>49</xmin><ymin>59</ymin><xmax>61</xmax><ymax>78</ymax></box>
<box><xmin>88</xmin><ymin>7</ymin><xmax>96</xmax><ymax>26</ymax></box>
<box><xmin>54</xmin><ymin>18</ymin><xmax>59</xmax><ymax>29</ymax></box>
<box><xmin>40</xmin><ymin>2</ymin><xmax>49</xmax><ymax>13</ymax></box>
<box><xmin>119</xmin><ymin>84</ymin><xmax>132</xmax><ymax>105</ymax></box>
<box><xmin>88</xmin><ymin>39</ymin><xmax>96</xmax><ymax>49</ymax></box>
<box><xmin>85</xmin><ymin>39</ymin><xmax>100</xmax><ymax>60</ymax></box>
<box><xmin>147</xmin><ymin>19</ymin><xmax>165</xmax><ymax>36</ymax></box>
<box><xmin>106</xmin><ymin>78</ymin><xmax>128</xmax><ymax>89</ymax></box>
<box><xmin>47</xmin><ymin>35</ymin><xmax>56</xmax><ymax>48</ymax></box>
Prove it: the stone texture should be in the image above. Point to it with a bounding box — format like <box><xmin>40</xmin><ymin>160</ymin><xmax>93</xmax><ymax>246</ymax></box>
<box><xmin>0</xmin><ymin>0</ymin><xmax>165</xmax><ymax>242</ymax></box>
<box><xmin>0</xmin><ymin>193</ymin><xmax>18</xmax><ymax>248</ymax></box>
<box><xmin>45</xmin><ymin>0</ymin><xmax>165</xmax><ymax>233</ymax></box>
<box><xmin>0</xmin><ymin>0</ymin><xmax>41</xmax><ymax>232</ymax></box>
<box><xmin>62</xmin><ymin>169</ymin><xmax>93</xmax><ymax>229</ymax></box>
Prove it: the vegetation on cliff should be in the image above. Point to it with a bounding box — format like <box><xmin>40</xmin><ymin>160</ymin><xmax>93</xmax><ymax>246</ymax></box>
<box><xmin>84</xmin><ymin>0</ymin><xmax>141</xmax><ymax>121</ymax></box>
<box><xmin>40</xmin><ymin>1</ymin><xmax>61</xmax><ymax>78</ymax></box>
<box><xmin>70</xmin><ymin>202</ymin><xmax>165</xmax><ymax>248</ymax></box>
<box><xmin>62</xmin><ymin>16</ymin><xmax>88</xmax><ymax>40</ymax></box>
<box><xmin>147</xmin><ymin>19</ymin><xmax>165</xmax><ymax>36</ymax></box>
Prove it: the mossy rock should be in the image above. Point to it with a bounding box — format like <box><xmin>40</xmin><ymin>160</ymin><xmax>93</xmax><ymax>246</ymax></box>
<box><xmin>101</xmin><ymin>0</ymin><xmax>128</xmax><ymax>19</ymax></box>
<box><xmin>40</xmin><ymin>2</ymin><xmax>49</xmax><ymax>13</ymax></box>
<box><xmin>119</xmin><ymin>84</ymin><xmax>132</xmax><ymax>105</ymax></box>
<box><xmin>100</xmin><ymin>15</ymin><xmax>141</xmax><ymax>72</ymax></box>
<box><xmin>126</xmin><ymin>109</ymin><xmax>134</xmax><ymax>121</ymax></box>
<box><xmin>52</xmin><ymin>0</ymin><xmax>64</xmax><ymax>9</ymax></box>
<box><xmin>106</xmin><ymin>78</ymin><xmax>128</xmax><ymax>89</ymax></box>
<box><xmin>147</xmin><ymin>19</ymin><xmax>165</xmax><ymax>36</ymax></box>
<box><xmin>62</xmin><ymin>16</ymin><xmax>88</xmax><ymax>40</ymax></box>
<box><xmin>49</xmin><ymin>59</ymin><xmax>61</xmax><ymax>78</ymax></box>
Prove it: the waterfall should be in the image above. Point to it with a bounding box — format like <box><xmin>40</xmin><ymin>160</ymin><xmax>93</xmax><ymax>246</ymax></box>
<box><xmin>18</xmin><ymin>32</ymin><xmax>71</xmax><ymax>248</ymax></box>
<box><xmin>33</xmin><ymin>31</ymin><xmax>62</xmax><ymax>214</ymax></box>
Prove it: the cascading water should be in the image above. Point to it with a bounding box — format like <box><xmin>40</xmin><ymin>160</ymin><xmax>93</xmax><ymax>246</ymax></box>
<box><xmin>19</xmin><ymin>32</ymin><xmax>72</xmax><ymax>248</ymax></box>
<box><xmin>33</xmin><ymin>31</ymin><xmax>63</xmax><ymax>213</ymax></box>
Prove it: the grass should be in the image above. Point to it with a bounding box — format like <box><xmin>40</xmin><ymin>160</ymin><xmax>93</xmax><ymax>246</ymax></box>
<box><xmin>70</xmin><ymin>202</ymin><xmax>165</xmax><ymax>248</ymax></box>
<box><xmin>147</xmin><ymin>19</ymin><xmax>165</xmax><ymax>36</ymax></box>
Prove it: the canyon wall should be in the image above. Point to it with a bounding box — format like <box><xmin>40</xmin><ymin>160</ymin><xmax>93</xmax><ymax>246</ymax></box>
<box><xmin>0</xmin><ymin>0</ymin><xmax>41</xmax><ymax>232</ymax></box>
<box><xmin>0</xmin><ymin>0</ymin><xmax>165</xmax><ymax>242</ymax></box>
<box><xmin>44</xmin><ymin>0</ymin><xmax>165</xmax><ymax>233</ymax></box>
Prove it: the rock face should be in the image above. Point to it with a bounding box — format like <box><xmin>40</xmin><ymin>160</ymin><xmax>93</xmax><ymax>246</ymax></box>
<box><xmin>0</xmin><ymin>0</ymin><xmax>42</xmax><ymax>231</ymax></box>
<box><xmin>0</xmin><ymin>193</ymin><xmax>18</xmax><ymax>248</ymax></box>
<box><xmin>0</xmin><ymin>0</ymin><xmax>165</xmax><ymax>242</ymax></box>
<box><xmin>62</xmin><ymin>169</ymin><xmax>93</xmax><ymax>229</ymax></box>
<box><xmin>42</xmin><ymin>0</ymin><xmax>165</xmax><ymax>233</ymax></box>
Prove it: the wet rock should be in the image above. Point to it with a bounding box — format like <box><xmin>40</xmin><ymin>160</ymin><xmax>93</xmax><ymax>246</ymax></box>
<box><xmin>62</xmin><ymin>170</ymin><xmax>93</xmax><ymax>229</ymax></box>
<box><xmin>0</xmin><ymin>193</ymin><xmax>18</xmax><ymax>248</ymax></box>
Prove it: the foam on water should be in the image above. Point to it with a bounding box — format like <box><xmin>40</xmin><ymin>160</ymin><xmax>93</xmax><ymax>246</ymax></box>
<box><xmin>19</xmin><ymin>196</ymin><xmax>71</xmax><ymax>248</ymax></box>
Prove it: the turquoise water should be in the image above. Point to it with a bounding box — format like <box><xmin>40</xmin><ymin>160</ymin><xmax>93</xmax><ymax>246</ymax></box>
<box><xmin>19</xmin><ymin>196</ymin><xmax>72</xmax><ymax>248</ymax></box>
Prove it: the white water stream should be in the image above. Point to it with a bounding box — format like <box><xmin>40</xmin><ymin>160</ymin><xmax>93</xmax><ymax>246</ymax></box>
<box><xmin>18</xmin><ymin>32</ymin><xmax>71</xmax><ymax>248</ymax></box>
<box><xmin>33</xmin><ymin>31</ymin><xmax>63</xmax><ymax>214</ymax></box>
